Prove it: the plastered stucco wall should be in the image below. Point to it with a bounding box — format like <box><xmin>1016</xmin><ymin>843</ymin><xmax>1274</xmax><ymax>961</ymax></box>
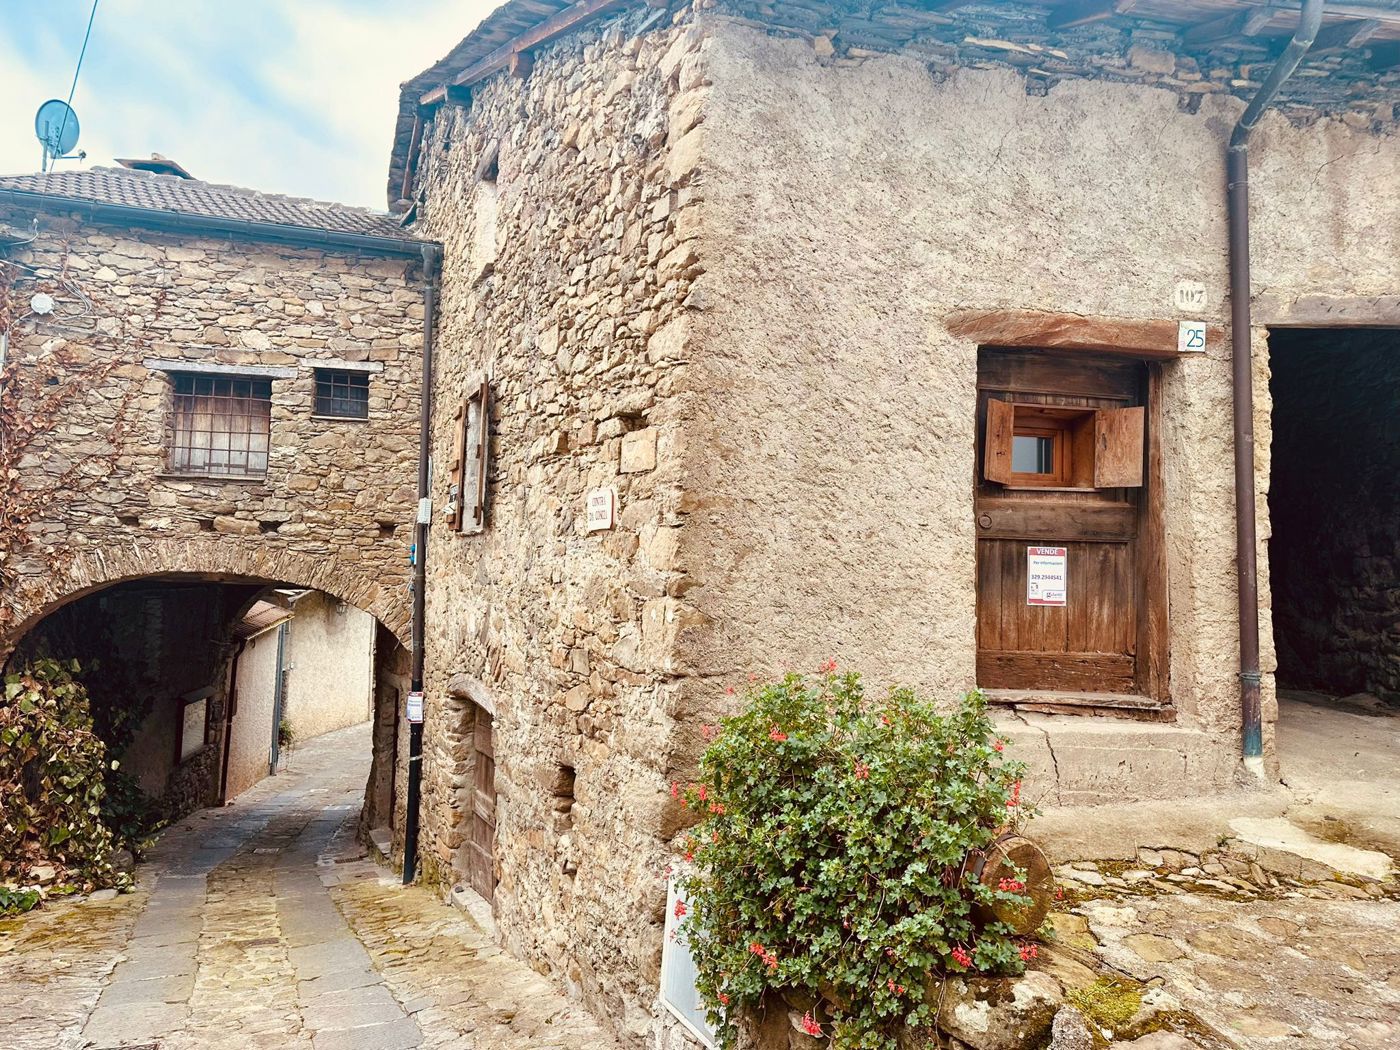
<box><xmin>680</xmin><ymin>18</ymin><xmax>1400</xmax><ymax>796</ymax></box>
<box><xmin>227</xmin><ymin>624</ymin><xmax>280</xmax><ymax>801</ymax></box>
<box><xmin>283</xmin><ymin>591</ymin><xmax>375</xmax><ymax>742</ymax></box>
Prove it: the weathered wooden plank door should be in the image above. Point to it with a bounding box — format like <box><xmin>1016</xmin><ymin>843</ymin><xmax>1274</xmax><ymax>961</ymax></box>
<box><xmin>975</xmin><ymin>349</ymin><xmax>1166</xmax><ymax>699</ymax></box>
<box><xmin>466</xmin><ymin>703</ymin><xmax>497</xmax><ymax>902</ymax></box>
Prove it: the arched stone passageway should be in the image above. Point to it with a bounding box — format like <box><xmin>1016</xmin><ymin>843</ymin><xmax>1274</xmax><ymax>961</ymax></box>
<box><xmin>1</xmin><ymin>535</ymin><xmax>412</xmax><ymax>664</ymax></box>
<box><xmin>6</xmin><ymin>565</ymin><xmax>410</xmax><ymax>852</ymax></box>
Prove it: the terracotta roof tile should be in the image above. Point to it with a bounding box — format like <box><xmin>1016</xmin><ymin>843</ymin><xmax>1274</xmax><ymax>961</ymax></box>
<box><xmin>0</xmin><ymin>166</ymin><xmax>412</xmax><ymax>240</ymax></box>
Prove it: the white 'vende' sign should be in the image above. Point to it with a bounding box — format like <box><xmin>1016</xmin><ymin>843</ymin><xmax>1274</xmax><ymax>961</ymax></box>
<box><xmin>406</xmin><ymin>691</ymin><xmax>424</xmax><ymax>724</ymax></box>
<box><xmin>1027</xmin><ymin>546</ymin><xmax>1068</xmax><ymax>607</ymax></box>
<box><xmin>586</xmin><ymin>486</ymin><xmax>617</xmax><ymax>533</ymax></box>
<box><xmin>1177</xmin><ymin>320</ymin><xmax>1207</xmax><ymax>354</ymax></box>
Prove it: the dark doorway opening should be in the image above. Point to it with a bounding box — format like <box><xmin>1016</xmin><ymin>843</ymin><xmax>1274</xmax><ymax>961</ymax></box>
<box><xmin>1268</xmin><ymin>327</ymin><xmax>1400</xmax><ymax>709</ymax></box>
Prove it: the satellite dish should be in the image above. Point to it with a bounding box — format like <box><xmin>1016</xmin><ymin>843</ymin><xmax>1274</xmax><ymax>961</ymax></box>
<box><xmin>35</xmin><ymin>98</ymin><xmax>81</xmax><ymax>159</ymax></box>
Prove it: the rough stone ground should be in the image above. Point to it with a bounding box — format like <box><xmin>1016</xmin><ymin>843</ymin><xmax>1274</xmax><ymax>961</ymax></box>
<box><xmin>0</xmin><ymin>723</ymin><xmax>617</xmax><ymax>1050</ymax></box>
<box><xmin>1033</xmin><ymin>696</ymin><xmax>1400</xmax><ymax>1050</ymax></box>
<box><xmin>1043</xmin><ymin>856</ymin><xmax>1400</xmax><ymax>1049</ymax></box>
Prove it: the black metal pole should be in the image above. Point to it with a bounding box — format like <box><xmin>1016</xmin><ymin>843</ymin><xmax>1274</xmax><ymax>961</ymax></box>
<box><xmin>1225</xmin><ymin>0</ymin><xmax>1322</xmax><ymax>775</ymax></box>
<box><xmin>402</xmin><ymin>242</ymin><xmax>441</xmax><ymax>884</ymax></box>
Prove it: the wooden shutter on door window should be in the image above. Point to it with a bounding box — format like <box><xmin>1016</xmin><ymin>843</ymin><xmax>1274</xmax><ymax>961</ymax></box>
<box><xmin>465</xmin><ymin>380</ymin><xmax>490</xmax><ymax>533</ymax></box>
<box><xmin>450</xmin><ymin>398</ymin><xmax>469</xmax><ymax>532</ymax></box>
<box><xmin>1093</xmin><ymin>406</ymin><xmax>1146</xmax><ymax>488</ymax></box>
<box><xmin>984</xmin><ymin>398</ymin><xmax>1015</xmax><ymax>485</ymax></box>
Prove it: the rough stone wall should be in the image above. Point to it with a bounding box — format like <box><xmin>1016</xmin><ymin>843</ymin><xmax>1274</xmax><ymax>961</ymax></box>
<box><xmin>365</xmin><ymin>621</ymin><xmax>410</xmax><ymax>839</ymax></box>
<box><xmin>282</xmin><ymin>591</ymin><xmax>376</xmax><ymax>742</ymax></box>
<box><xmin>411</xmin><ymin>6</ymin><xmax>708</xmax><ymax>1045</ymax></box>
<box><xmin>679</xmin><ymin>15</ymin><xmax>1400</xmax><ymax>795</ymax></box>
<box><xmin>0</xmin><ymin>214</ymin><xmax>423</xmax><ymax>653</ymax></box>
<box><xmin>1268</xmin><ymin>328</ymin><xmax>1400</xmax><ymax>706</ymax></box>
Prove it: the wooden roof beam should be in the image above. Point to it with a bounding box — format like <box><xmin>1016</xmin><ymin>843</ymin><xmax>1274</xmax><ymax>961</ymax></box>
<box><xmin>420</xmin><ymin>0</ymin><xmax>630</xmax><ymax>106</ymax></box>
<box><xmin>1046</xmin><ymin>0</ymin><xmax>1138</xmax><ymax>32</ymax></box>
<box><xmin>1182</xmin><ymin>7</ymin><xmax>1276</xmax><ymax>47</ymax></box>
<box><xmin>1310</xmin><ymin>18</ymin><xmax>1382</xmax><ymax>52</ymax></box>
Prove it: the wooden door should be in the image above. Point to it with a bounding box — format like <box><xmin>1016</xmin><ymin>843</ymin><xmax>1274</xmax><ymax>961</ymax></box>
<box><xmin>975</xmin><ymin>349</ymin><xmax>1166</xmax><ymax>700</ymax></box>
<box><xmin>465</xmin><ymin>704</ymin><xmax>497</xmax><ymax>902</ymax></box>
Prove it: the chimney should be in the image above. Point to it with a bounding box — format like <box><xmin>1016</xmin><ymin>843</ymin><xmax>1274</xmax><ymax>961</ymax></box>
<box><xmin>115</xmin><ymin>153</ymin><xmax>195</xmax><ymax>179</ymax></box>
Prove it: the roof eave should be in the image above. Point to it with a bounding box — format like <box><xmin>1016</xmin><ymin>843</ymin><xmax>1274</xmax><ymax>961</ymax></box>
<box><xmin>0</xmin><ymin>187</ymin><xmax>435</xmax><ymax>259</ymax></box>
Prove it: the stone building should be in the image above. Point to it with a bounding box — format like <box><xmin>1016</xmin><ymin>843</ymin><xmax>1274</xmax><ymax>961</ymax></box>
<box><xmin>0</xmin><ymin>164</ymin><xmax>427</xmax><ymax>829</ymax></box>
<box><xmin>388</xmin><ymin>0</ymin><xmax>1400</xmax><ymax>1045</ymax></box>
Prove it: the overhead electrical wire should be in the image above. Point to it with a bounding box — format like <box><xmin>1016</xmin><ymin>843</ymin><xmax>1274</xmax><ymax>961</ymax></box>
<box><xmin>52</xmin><ymin>0</ymin><xmax>100</xmax><ymax>160</ymax></box>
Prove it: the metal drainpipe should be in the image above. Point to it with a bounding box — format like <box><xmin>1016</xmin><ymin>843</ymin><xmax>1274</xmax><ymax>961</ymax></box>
<box><xmin>1227</xmin><ymin>0</ymin><xmax>1323</xmax><ymax>778</ymax></box>
<box><xmin>402</xmin><ymin>241</ymin><xmax>441</xmax><ymax>884</ymax></box>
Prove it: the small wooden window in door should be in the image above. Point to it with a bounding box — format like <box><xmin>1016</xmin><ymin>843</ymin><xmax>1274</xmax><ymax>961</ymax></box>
<box><xmin>465</xmin><ymin>703</ymin><xmax>498</xmax><ymax>902</ymax></box>
<box><xmin>976</xmin><ymin>349</ymin><xmax>1167</xmax><ymax>703</ymax></box>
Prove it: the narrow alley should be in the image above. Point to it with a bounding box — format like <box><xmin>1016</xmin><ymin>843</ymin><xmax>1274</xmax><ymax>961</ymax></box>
<box><xmin>0</xmin><ymin>724</ymin><xmax>617</xmax><ymax>1050</ymax></box>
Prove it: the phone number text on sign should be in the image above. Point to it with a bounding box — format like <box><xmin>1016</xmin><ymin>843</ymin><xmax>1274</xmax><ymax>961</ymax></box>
<box><xmin>1027</xmin><ymin>546</ymin><xmax>1067</xmax><ymax>607</ymax></box>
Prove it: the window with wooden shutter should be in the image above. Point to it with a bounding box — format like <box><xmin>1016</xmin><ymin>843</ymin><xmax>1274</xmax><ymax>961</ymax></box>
<box><xmin>450</xmin><ymin>380</ymin><xmax>490</xmax><ymax>534</ymax></box>
<box><xmin>983</xmin><ymin>400</ymin><xmax>1143</xmax><ymax>490</ymax></box>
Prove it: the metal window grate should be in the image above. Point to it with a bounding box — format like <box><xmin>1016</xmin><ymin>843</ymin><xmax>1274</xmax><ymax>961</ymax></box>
<box><xmin>170</xmin><ymin>374</ymin><xmax>272</xmax><ymax>477</ymax></box>
<box><xmin>314</xmin><ymin>369</ymin><xmax>370</xmax><ymax>419</ymax></box>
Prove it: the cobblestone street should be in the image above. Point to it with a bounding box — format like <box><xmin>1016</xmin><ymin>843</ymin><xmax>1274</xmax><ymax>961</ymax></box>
<box><xmin>0</xmin><ymin>725</ymin><xmax>617</xmax><ymax>1050</ymax></box>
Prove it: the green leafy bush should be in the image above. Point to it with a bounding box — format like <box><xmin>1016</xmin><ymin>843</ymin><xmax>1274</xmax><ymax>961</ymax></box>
<box><xmin>675</xmin><ymin>669</ymin><xmax>1036</xmax><ymax>1049</ymax></box>
<box><xmin>0</xmin><ymin>658</ymin><xmax>120</xmax><ymax>891</ymax></box>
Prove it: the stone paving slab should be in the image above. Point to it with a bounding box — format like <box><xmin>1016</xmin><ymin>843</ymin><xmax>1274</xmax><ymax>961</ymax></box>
<box><xmin>0</xmin><ymin>723</ymin><xmax>619</xmax><ymax>1050</ymax></box>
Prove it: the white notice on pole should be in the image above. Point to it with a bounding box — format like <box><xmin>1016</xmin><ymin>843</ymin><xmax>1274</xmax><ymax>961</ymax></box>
<box><xmin>1027</xmin><ymin>546</ymin><xmax>1068</xmax><ymax>607</ymax></box>
<box><xmin>406</xmin><ymin>691</ymin><xmax>424</xmax><ymax>724</ymax></box>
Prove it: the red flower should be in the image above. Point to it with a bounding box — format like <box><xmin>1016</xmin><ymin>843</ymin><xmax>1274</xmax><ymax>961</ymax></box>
<box><xmin>1007</xmin><ymin>779</ymin><xmax>1022</xmax><ymax>808</ymax></box>
<box><xmin>885</xmin><ymin>979</ymin><xmax>905</xmax><ymax>996</ymax></box>
<box><xmin>951</xmin><ymin>946</ymin><xmax>973</xmax><ymax>969</ymax></box>
<box><xmin>768</xmin><ymin>726</ymin><xmax>788</xmax><ymax>742</ymax></box>
<box><xmin>800</xmin><ymin>1012</ymin><xmax>824</xmax><ymax>1036</ymax></box>
<box><xmin>669</xmin><ymin>782</ymin><xmax>680</xmax><ymax>799</ymax></box>
<box><xmin>853</xmin><ymin>760</ymin><xmax>870</xmax><ymax>780</ymax></box>
<box><xmin>993</xmin><ymin>739</ymin><xmax>1005</xmax><ymax>752</ymax></box>
<box><xmin>697</xmin><ymin>784</ymin><xmax>708</xmax><ymax>802</ymax></box>
<box><xmin>1019</xmin><ymin>943</ymin><xmax>1039</xmax><ymax>962</ymax></box>
<box><xmin>701</xmin><ymin>724</ymin><xmax>716</xmax><ymax>740</ymax></box>
<box><xmin>819</xmin><ymin>658</ymin><xmax>838</xmax><ymax>674</ymax></box>
<box><xmin>674</xmin><ymin>899</ymin><xmax>687</xmax><ymax>920</ymax></box>
<box><xmin>708</xmin><ymin>802</ymin><xmax>725</xmax><ymax>815</ymax></box>
<box><xmin>718</xmin><ymin>992</ymin><xmax>731</xmax><ymax>1006</ymax></box>
<box><xmin>765</xmin><ymin>952</ymin><xmax>779</xmax><ymax>972</ymax></box>
<box><xmin>998</xmin><ymin>877</ymin><xmax>1026</xmax><ymax>893</ymax></box>
<box><xmin>726</xmin><ymin>685</ymin><xmax>736</xmax><ymax>695</ymax></box>
<box><xmin>749</xmin><ymin>942</ymin><xmax>765</xmax><ymax>955</ymax></box>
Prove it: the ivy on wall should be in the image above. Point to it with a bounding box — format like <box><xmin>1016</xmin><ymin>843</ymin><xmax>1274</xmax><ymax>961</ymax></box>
<box><xmin>0</xmin><ymin>658</ymin><xmax>125</xmax><ymax>896</ymax></box>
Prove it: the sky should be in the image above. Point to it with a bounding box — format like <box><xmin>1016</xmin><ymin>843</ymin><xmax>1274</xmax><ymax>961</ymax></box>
<box><xmin>0</xmin><ymin>0</ymin><xmax>500</xmax><ymax>210</ymax></box>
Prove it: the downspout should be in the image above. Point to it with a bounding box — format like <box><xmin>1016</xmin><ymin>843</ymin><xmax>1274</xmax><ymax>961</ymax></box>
<box><xmin>268</xmin><ymin>620</ymin><xmax>289</xmax><ymax>776</ymax></box>
<box><xmin>1227</xmin><ymin>0</ymin><xmax>1323</xmax><ymax>778</ymax></box>
<box><xmin>402</xmin><ymin>241</ymin><xmax>441</xmax><ymax>884</ymax></box>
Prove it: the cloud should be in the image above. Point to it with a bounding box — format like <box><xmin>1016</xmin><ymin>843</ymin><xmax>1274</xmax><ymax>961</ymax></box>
<box><xmin>0</xmin><ymin>0</ymin><xmax>498</xmax><ymax>209</ymax></box>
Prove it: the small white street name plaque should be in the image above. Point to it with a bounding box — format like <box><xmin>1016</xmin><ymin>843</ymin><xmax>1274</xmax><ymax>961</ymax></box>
<box><xmin>406</xmin><ymin>691</ymin><xmax>424</xmax><ymax>724</ymax></box>
<box><xmin>586</xmin><ymin>486</ymin><xmax>617</xmax><ymax>533</ymax></box>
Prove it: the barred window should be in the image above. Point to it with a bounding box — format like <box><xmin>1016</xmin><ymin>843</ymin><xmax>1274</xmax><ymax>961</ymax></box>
<box><xmin>169</xmin><ymin>374</ymin><xmax>272</xmax><ymax>477</ymax></box>
<box><xmin>314</xmin><ymin>369</ymin><xmax>370</xmax><ymax>419</ymax></box>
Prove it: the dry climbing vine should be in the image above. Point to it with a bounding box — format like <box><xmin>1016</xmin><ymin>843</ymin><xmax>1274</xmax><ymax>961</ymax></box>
<box><xmin>0</xmin><ymin>239</ymin><xmax>154</xmax><ymax>639</ymax></box>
